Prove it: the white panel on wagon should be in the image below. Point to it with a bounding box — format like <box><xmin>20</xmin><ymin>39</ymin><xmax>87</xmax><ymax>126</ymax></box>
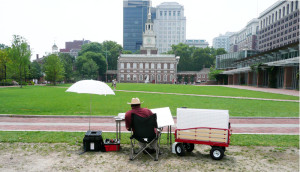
<box><xmin>176</xmin><ymin>108</ymin><xmax>229</xmax><ymax>129</ymax></box>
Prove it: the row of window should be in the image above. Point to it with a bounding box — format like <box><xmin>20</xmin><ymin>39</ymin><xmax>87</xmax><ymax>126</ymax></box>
<box><xmin>259</xmin><ymin>25</ymin><xmax>299</xmax><ymax>44</ymax></box>
<box><xmin>159</xmin><ymin>10</ymin><xmax>181</xmax><ymax>17</ymax></box>
<box><xmin>261</xmin><ymin>1</ymin><xmax>298</xmax><ymax>29</ymax></box>
<box><xmin>260</xmin><ymin>12</ymin><xmax>298</xmax><ymax>34</ymax></box>
<box><xmin>120</xmin><ymin>63</ymin><xmax>175</xmax><ymax>69</ymax></box>
<box><xmin>259</xmin><ymin>36</ymin><xmax>299</xmax><ymax>49</ymax></box>
<box><xmin>120</xmin><ymin>74</ymin><xmax>175</xmax><ymax>82</ymax></box>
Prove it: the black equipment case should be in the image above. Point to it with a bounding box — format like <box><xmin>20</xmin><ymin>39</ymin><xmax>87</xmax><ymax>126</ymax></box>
<box><xmin>83</xmin><ymin>130</ymin><xmax>105</xmax><ymax>152</ymax></box>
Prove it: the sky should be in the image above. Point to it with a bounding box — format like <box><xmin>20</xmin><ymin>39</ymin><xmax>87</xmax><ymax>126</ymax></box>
<box><xmin>0</xmin><ymin>0</ymin><xmax>279</xmax><ymax>60</ymax></box>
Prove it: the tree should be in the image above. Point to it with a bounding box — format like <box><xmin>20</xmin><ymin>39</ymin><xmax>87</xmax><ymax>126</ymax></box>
<box><xmin>43</xmin><ymin>54</ymin><xmax>65</xmax><ymax>85</ymax></box>
<box><xmin>82</xmin><ymin>59</ymin><xmax>99</xmax><ymax>80</ymax></box>
<box><xmin>78</xmin><ymin>42</ymin><xmax>103</xmax><ymax>56</ymax></box>
<box><xmin>0</xmin><ymin>47</ymin><xmax>10</xmax><ymax>81</ymax></box>
<box><xmin>84</xmin><ymin>52</ymin><xmax>107</xmax><ymax>76</ymax></box>
<box><xmin>59</xmin><ymin>53</ymin><xmax>75</xmax><ymax>82</ymax></box>
<box><xmin>208</xmin><ymin>66</ymin><xmax>224</xmax><ymax>82</ymax></box>
<box><xmin>168</xmin><ymin>43</ymin><xmax>194</xmax><ymax>71</ymax></box>
<box><xmin>29</xmin><ymin>61</ymin><xmax>43</xmax><ymax>81</ymax></box>
<box><xmin>9</xmin><ymin>35</ymin><xmax>31</xmax><ymax>88</ymax></box>
<box><xmin>102</xmin><ymin>41</ymin><xmax>122</xmax><ymax>70</ymax></box>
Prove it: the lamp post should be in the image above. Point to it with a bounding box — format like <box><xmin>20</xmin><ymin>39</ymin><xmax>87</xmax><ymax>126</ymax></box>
<box><xmin>105</xmin><ymin>44</ymin><xmax>108</xmax><ymax>83</ymax></box>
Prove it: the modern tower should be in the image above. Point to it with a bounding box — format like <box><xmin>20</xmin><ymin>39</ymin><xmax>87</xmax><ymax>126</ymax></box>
<box><xmin>123</xmin><ymin>0</ymin><xmax>153</xmax><ymax>53</ymax></box>
<box><xmin>212</xmin><ymin>32</ymin><xmax>235</xmax><ymax>52</ymax></box>
<box><xmin>154</xmin><ymin>2</ymin><xmax>186</xmax><ymax>54</ymax></box>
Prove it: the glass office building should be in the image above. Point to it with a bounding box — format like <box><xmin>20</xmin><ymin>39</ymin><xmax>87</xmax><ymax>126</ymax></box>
<box><xmin>123</xmin><ymin>0</ymin><xmax>155</xmax><ymax>53</ymax></box>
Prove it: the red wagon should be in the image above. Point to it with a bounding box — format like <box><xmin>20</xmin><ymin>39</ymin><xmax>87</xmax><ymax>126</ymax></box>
<box><xmin>174</xmin><ymin>108</ymin><xmax>231</xmax><ymax>160</ymax></box>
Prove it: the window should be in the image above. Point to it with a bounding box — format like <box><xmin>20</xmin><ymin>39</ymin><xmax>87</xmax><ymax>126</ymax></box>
<box><xmin>139</xmin><ymin>63</ymin><xmax>143</xmax><ymax>69</ymax></box>
<box><xmin>133</xmin><ymin>63</ymin><xmax>137</xmax><ymax>69</ymax></box>
<box><xmin>160</xmin><ymin>11</ymin><xmax>162</xmax><ymax>16</ymax></box>
<box><xmin>177</xmin><ymin>11</ymin><xmax>180</xmax><ymax>16</ymax></box>
<box><xmin>151</xmin><ymin>63</ymin><xmax>155</xmax><ymax>69</ymax></box>
<box><xmin>173</xmin><ymin>11</ymin><xmax>176</xmax><ymax>16</ymax></box>
<box><xmin>279</xmin><ymin>9</ymin><xmax>281</xmax><ymax>19</ymax></box>
<box><xmin>164</xmin><ymin>11</ymin><xmax>167</xmax><ymax>16</ymax></box>
<box><xmin>157</xmin><ymin>63</ymin><xmax>161</xmax><ymax>69</ymax></box>
<box><xmin>164</xmin><ymin>63</ymin><xmax>168</xmax><ymax>69</ymax></box>
<box><xmin>127</xmin><ymin>63</ymin><xmax>130</xmax><ymax>69</ymax></box>
<box><xmin>296</xmin><ymin>1</ymin><xmax>298</xmax><ymax>10</ymax></box>
<box><xmin>121</xmin><ymin>74</ymin><xmax>124</xmax><ymax>81</ymax></box>
<box><xmin>291</xmin><ymin>1</ymin><xmax>294</xmax><ymax>12</ymax></box>
<box><xmin>151</xmin><ymin>75</ymin><xmax>154</xmax><ymax>81</ymax></box>
<box><xmin>287</xmin><ymin>4</ymin><xmax>289</xmax><ymax>14</ymax></box>
<box><xmin>163</xmin><ymin>75</ymin><xmax>167</xmax><ymax>81</ymax></box>
<box><xmin>145</xmin><ymin>63</ymin><xmax>149</xmax><ymax>69</ymax></box>
<box><xmin>170</xmin><ymin>75</ymin><xmax>174</xmax><ymax>82</ymax></box>
<box><xmin>283</xmin><ymin>7</ymin><xmax>285</xmax><ymax>17</ymax></box>
<box><xmin>120</xmin><ymin>63</ymin><xmax>124</xmax><ymax>69</ymax></box>
<box><xmin>127</xmin><ymin>74</ymin><xmax>130</xmax><ymax>81</ymax></box>
<box><xmin>157</xmin><ymin>75</ymin><xmax>161</xmax><ymax>81</ymax></box>
<box><xmin>276</xmin><ymin>11</ymin><xmax>278</xmax><ymax>21</ymax></box>
<box><xmin>170</xmin><ymin>64</ymin><xmax>174</xmax><ymax>69</ymax></box>
<box><xmin>133</xmin><ymin>74</ymin><xmax>137</xmax><ymax>81</ymax></box>
<box><xmin>169</xmin><ymin>11</ymin><xmax>171</xmax><ymax>16</ymax></box>
<box><xmin>139</xmin><ymin>75</ymin><xmax>143</xmax><ymax>81</ymax></box>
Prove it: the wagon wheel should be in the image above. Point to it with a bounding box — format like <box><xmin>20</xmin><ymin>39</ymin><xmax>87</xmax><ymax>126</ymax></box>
<box><xmin>175</xmin><ymin>143</ymin><xmax>186</xmax><ymax>156</ymax></box>
<box><xmin>183</xmin><ymin>143</ymin><xmax>194</xmax><ymax>152</ymax></box>
<box><xmin>210</xmin><ymin>147</ymin><xmax>224</xmax><ymax>160</ymax></box>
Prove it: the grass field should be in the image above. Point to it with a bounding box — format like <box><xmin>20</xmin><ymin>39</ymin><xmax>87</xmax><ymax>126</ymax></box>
<box><xmin>0</xmin><ymin>85</ymin><xmax>298</xmax><ymax>117</ymax></box>
<box><xmin>0</xmin><ymin>131</ymin><xmax>298</xmax><ymax>148</ymax></box>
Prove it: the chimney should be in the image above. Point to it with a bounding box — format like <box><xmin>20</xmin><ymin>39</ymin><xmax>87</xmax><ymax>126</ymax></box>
<box><xmin>36</xmin><ymin>54</ymin><xmax>39</xmax><ymax>59</ymax></box>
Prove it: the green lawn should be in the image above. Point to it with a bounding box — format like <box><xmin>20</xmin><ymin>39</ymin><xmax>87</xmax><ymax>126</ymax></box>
<box><xmin>0</xmin><ymin>131</ymin><xmax>298</xmax><ymax>148</ymax></box>
<box><xmin>60</xmin><ymin>83</ymin><xmax>299</xmax><ymax>100</ymax></box>
<box><xmin>116</xmin><ymin>83</ymin><xmax>299</xmax><ymax>100</ymax></box>
<box><xmin>0</xmin><ymin>85</ymin><xmax>298</xmax><ymax>117</ymax></box>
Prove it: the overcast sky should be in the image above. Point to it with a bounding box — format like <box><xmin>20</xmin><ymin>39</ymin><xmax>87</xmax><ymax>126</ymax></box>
<box><xmin>0</xmin><ymin>0</ymin><xmax>279</xmax><ymax>60</ymax></box>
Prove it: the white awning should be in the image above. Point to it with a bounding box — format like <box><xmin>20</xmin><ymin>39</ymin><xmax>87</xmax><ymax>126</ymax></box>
<box><xmin>222</xmin><ymin>67</ymin><xmax>251</xmax><ymax>75</ymax></box>
<box><xmin>265</xmin><ymin>56</ymin><xmax>299</xmax><ymax>66</ymax></box>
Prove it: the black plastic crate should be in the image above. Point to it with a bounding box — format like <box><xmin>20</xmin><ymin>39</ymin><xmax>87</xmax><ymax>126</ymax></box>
<box><xmin>83</xmin><ymin>130</ymin><xmax>105</xmax><ymax>152</ymax></box>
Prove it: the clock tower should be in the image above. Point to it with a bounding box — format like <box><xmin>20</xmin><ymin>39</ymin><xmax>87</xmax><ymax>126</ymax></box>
<box><xmin>140</xmin><ymin>7</ymin><xmax>158</xmax><ymax>55</ymax></box>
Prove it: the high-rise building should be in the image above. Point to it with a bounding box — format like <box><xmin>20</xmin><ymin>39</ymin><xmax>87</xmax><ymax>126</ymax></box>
<box><xmin>212</xmin><ymin>32</ymin><xmax>235</xmax><ymax>52</ymax></box>
<box><xmin>257</xmin><ymin>0</ymin><xmax>299</xmax><ymax>52</ymax></box>
<box><xmin>154</xmin><ymin>2</ymin><xmax>186</xmax><ymax>54</ymax></box>
<box><xmin>185</xmin><ymin>39</ymin><xmax>209</xmax><ymax>48</ymax></box>
<box><xmin>59</xmin><ymin>39</ymin><xmax>90</xmax><ymax>58</ymax></box>
<box><xmin>229</xmin><ymin>19</ymin><xmax>259</xmax><ymax>52</ymax></box>
<box><xmin>123</xmin><ymin>0</ymin><xmax>154</xmax><ymax>53</ymax></box>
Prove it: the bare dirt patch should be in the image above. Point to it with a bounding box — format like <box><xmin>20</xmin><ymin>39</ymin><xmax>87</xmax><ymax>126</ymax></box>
<box><xmin>0</xmin><ymin>143</ymin><xmax>298</xmax><ymax>172</ymax></box>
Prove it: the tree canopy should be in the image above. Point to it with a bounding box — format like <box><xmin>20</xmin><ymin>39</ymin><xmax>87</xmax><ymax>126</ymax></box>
<box><xmin>43</xmin><ymin>54</ymin><xmax>65</xmax><ymax>85</ymax></box>
<box><xmin>9</xmin><ymin>35</ymin><xmax>31</xmax><ymax>88</ymax></box>
<box><xmin>167</xmin><ymin>43</ymin><xmax>227</xmax><ymax>71</ymax></box>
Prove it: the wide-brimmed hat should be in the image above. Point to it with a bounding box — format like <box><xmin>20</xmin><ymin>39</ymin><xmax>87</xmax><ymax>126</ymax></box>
<box><xmin>127</xmin><ymin>98</ymin><xmax>143</xmax><ymax>105</ymax></box>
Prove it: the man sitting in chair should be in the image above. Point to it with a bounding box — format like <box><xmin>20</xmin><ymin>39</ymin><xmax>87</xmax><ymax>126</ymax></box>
<box><xmin>125</xmin><ymin>97</ymin><xmax>157</xmax><ymax>153</ymax></box>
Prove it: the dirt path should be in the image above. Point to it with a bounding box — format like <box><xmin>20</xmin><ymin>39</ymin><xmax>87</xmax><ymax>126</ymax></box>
<box><xmin>0</xmin><ymin>143</ymin><xmax>298</xmax><ymax>172</ymax></box>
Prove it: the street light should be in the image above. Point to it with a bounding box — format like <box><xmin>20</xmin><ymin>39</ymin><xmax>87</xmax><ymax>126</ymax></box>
<box><xmin>105</xmin><ymin>44</ymin><xmax>108</xmax><ymax>83</ymax></box>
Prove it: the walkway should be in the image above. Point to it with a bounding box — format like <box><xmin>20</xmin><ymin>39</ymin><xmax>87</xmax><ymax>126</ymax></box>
<box><xmin>222</xmin><ymin>85</ymin><xmax>299</xmax><ymax>97</ymax></box>
<box><xmin>0</xmin><ymin>115</ymin><xmax>298</xmax><ymax>135</ymax></box>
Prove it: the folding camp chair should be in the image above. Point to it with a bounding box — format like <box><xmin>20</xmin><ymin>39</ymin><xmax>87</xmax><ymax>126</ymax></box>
<box><xmin>129</xmin><ymin>113</ymin><xmax>161</xmax><ymax>161</ymax></box>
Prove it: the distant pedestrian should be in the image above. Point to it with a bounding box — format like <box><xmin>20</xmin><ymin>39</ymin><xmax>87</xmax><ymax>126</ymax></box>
<box><xmin>113</xmin><ymin>79</ymin><xmax>117</xmax><ymax>91</ymax></box>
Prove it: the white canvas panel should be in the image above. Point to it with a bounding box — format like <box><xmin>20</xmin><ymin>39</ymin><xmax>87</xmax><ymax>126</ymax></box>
<box><xmin>151</xmin><ymin>107</ymin><xmax>174</xmax><ymax>128</ymax></box>
<box><xmin>177</xmin><ymin>108</ymin><xmax>229</xmax><ymax>129</ymax></box>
